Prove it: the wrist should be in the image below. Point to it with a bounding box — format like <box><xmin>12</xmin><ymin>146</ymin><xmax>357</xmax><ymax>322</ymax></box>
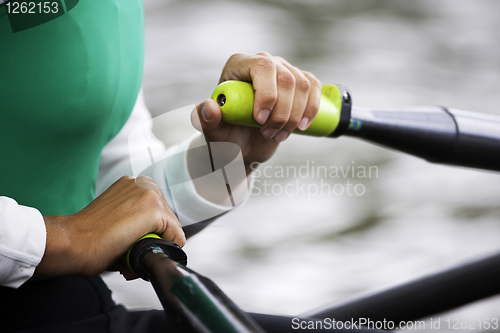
<box><xmin>35</xmin><ymin>215</ymin><xmax>77</xmax><ymax>277</ymax></box>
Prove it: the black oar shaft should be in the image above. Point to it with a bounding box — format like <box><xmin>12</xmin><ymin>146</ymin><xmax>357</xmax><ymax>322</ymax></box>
<box><xmin>307</xmin><ymin>252</ymin><xmax>500</xmax><ymax>323</ymax></box>
<box><xmin>344</xmin><ymin>107</ymin><xmax>500</xmax><ymax>172</ymax></box>
<box><xmin>128</xmin><ymin>236</ymin><xmax>266</xmax><ymax>333</ymax></box>
<box><xmin>143</xmin><ymin>251</ymin><xmax>265</xmax><ymax>333</ymax></box>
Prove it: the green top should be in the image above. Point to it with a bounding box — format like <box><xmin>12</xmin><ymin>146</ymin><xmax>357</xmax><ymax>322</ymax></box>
<box><xmin>0</xmin><ymin>0</ymin><xmax>144</xmax><ymax>216</ymax></box>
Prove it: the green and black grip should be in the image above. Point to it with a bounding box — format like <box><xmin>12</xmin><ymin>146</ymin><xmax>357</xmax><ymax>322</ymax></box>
<box><xmin>124</xmin><ymin>233</ymin><xmax>266</xmax><ymax>332</ymax></box>
<box><xmin>124</xmin><ymin>233</ymin><xmax>187</xmax><ymax>281</ymax></box>
<box><xmin>211</xmin><ymin>80</ymin><xmax>352</xmax><ymax>137</ymax></box>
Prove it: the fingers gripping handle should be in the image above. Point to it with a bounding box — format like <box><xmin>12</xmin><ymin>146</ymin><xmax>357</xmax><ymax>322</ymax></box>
<box><xmin>211</xmin><ymin>80</ymin><xmax>352</xmax><ymax>137</ymax></box>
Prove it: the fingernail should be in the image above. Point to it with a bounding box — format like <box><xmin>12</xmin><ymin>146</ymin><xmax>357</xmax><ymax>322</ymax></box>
<box><xmin>256</xmin><ymin>109</ymin><xmax>270</xmax><ymax>125</ymax></box>
<box><xmin>262</xmin><ymin>128</ymin><xmax>278</xmax><ymax>139</ymax></box>
<box><xmin>298</xmin><ymin>117</ymin><xmax>309</xmax><ymax>130</ymax></box>
<box><xmin>201</xmin><ymin>103</ymin><xmax>212</xmax><ymax>122</ymax></box>
<box><xmin>274</xmin><ymin>131</ymin><xmax>290</xmax><ymax>142</ymax></box>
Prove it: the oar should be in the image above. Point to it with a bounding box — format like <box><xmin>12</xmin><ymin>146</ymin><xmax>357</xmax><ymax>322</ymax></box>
<box><xmin>304</xmin><ymin>251</ymin><xmax>500</xmax><ymax>324</ymax></box>
<box><xmin>211</xmin><ymin>81</ymin><xmax>500</xmax><ymax>321</ymax></box>
<box><xmin>212</xmin><ymin>81</ymin><xmax>500</xmax><ymax>172</ymax></box>
<box><xmin>125</xmin><ymin>233</ymin><xmax>266</xmax><ymax>333</ymax></box>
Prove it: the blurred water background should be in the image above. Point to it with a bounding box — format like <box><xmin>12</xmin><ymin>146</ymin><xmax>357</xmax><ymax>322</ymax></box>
<box><xmin>102</xmin><ymin>0</ymin><xmax>500</xmax><ymax>331</ymax></box>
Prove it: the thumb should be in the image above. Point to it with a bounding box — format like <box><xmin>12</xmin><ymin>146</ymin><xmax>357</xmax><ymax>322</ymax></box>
<box><xmin>193</xmin><ymin>99</ymin><xmax>231</xmax><ymax>142</ymax></box>
<box><xmin>198</xmin><ymin>99</ymin><xmax>222</xmax><ymax>130</ymax></box>
<box><xmin>191</xmin><ymin>100</ymin><xmax>221</xmax><ymax>132</ymax></box>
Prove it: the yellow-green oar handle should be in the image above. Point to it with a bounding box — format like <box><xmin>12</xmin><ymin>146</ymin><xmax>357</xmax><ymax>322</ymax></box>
<box><xmin>124</xmin><ymin>233</ymin><xmax>187</xmax><ymax>277</ymax></box>
<box><xmin>211</xmin><ymin>80</ymin><xmax>352</xmax><ymax>137</ymax></box>
<box><xmin>124</xmin><ymin>233</ymin><xmax>161</xmax><ymax>270</ymax></box>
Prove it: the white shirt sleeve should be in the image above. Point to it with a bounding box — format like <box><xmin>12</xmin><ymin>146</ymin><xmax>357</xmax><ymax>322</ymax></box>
<box><xmin>0</xmin><ymin>197</ymin><xmax>46</xmax><ymax>288</ymax></box>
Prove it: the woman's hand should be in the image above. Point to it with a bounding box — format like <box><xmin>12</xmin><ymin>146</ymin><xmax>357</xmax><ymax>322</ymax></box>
<box><xmin>193</xmin><ymin>52</ymin><xmax>322</xmax><ymax>174</ymax></box>
<box><xmin>35</xmin><ymin>176</ymin><xmax>185</xmax><ymax>279</ymax></box>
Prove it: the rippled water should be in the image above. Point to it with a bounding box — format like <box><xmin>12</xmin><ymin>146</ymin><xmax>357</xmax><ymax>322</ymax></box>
<box><xmin>102</xmin><ymin>1</ymin><xmax>500</xmax><ymax>331</ymax></box>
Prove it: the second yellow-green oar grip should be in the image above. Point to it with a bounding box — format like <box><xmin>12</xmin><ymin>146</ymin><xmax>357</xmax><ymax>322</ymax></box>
<box><xmin>211</xmin><ymin>80</ymin><xmax>344</xmax><ymax>137</ymax></box>
<box><xmin>124</xmin><ymin>233</ymin><xmax>161</xmax><ymax>270</ymax></box>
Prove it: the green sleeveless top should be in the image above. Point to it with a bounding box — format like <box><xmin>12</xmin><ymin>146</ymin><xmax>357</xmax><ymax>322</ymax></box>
<box><xmin>0</xmin><ymin>0</ymin><xmax>144</xmax><ymax>216</ymax></box>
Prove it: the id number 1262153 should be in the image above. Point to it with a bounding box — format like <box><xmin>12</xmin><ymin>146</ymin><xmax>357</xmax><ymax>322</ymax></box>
<box><xmin>5</xmin><ymin>2</ymin><xmax>59</xmax><ymax>14</ymax></box>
